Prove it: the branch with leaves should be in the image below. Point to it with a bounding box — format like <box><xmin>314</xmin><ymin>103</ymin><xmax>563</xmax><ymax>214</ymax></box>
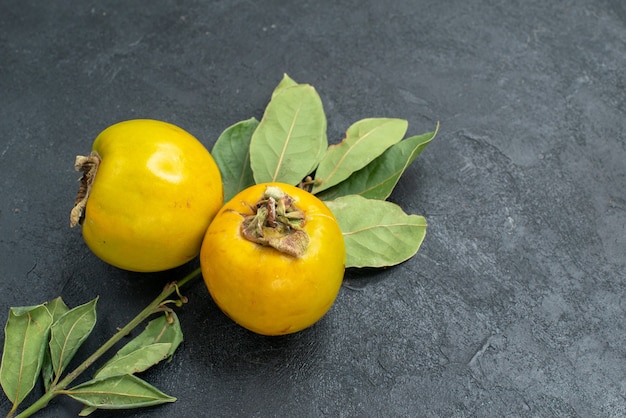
<box><xmin>0</xmin><ymin>268</ymin><xmax>199</xmax><ymax>418</ymax></box>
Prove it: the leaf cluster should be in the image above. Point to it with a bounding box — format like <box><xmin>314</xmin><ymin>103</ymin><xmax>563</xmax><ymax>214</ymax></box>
<box><xmin>0</xmin><ymin>297</ymin><xmax>182</xmax><ymax>417</ymax></box>
<box><xmin>212</xmin><ymin>74</ymin><xmax>439</xmax><ymax>268</ymax></box>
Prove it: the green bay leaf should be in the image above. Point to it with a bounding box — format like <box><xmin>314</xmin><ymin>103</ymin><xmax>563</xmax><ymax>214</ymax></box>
<box><xmin>0</xmin><ymin>304</ymin><xmax>53</xmax><ymax>412</ymax></box>
<box><xmin>65</xmin><ymin>374</ymin><xmax>176</xmax><ymax>410</ymax></box>
<box><xmin>94</xmin><ymin>343</ymin><xmax>173</xmax><ymax>379</ymax></box>
<box><xmin>250</xmin><ymin>82</ymin><xmax>327</xmax><ymax>185</ymax></box>
<box><xmin>326</xmin><ymin>195</ymin><xmax>427</xmax><ymax>268</ymax></box>
<box><xmin>42</xmin><ymin>297</ymin><xmax>70</xmax><ymax>391</ymax></box>
<box><xmin>94</xmin><ymin>314</ymin><xmax>183</xmax><ymax>379</ymax></box>
<box><xmin>316</xmin><ymin>124</ymin><xmax>438</xmax><ymax>200</ymax></box>
<box><xmin>49</xmin><ymin>297</ymin><xmax>98</xmax><ymax>382</ymax></box>
<box><xmin>312</xmin><ymin>118</ymin><xmax>408</xmax><ymax>194</ymax></box>
<box><xmin>212</xmin><ymin>118</ymin><xmax>259</xmax><ymax>202</ymax></box>
<box><xmin>114</xmin><ymin>313</ymin><xmax>182</xmax><ymax>358</ymax></box>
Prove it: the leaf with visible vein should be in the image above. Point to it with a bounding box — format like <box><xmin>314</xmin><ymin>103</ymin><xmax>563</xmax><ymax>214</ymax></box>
<box><xmin>79</xmin><ymin>315</ymin><xmax>183</xmax><ymax>416</ymax></box>
<box><xmin>212</xmin><ymin>118</ymin><xmax>259</xmax><ymax>202</ymax></box>
<box><xmin>65</xmin><ymin>374</ymin><xmax>176</xmax><ymax>410</ymax></box>
<box><xmin>312</xmin><ymin>118</ymin><xmax>408</xmax><ymax>194</ymax></box>
<box><xmin>94</xmin><ymin>314</ymin><xmax>183</xmax><ymax>379</ymax></box>
<box><xmin>316</xmin><ymin>124</ymin><xmax>438</xmax><ymax>200</ymax></box>
<box><xmin>111</xmin><ymin>314</ymin><xmax>182</xmax><ymax>359</ymax></box>
<box><xmin>326</xmin><ymin>195</ymin><xmax>427</xmax><ymax>268</ymax></box>
<box><xmin>48</xmin><ymin>297</ymin><xmax>98</xmax><ymax>383</ymax></box>
<box><xmin>0</xmin><ymin>304</ymin><xmax>53</xmax><ymax>413</ymax></box>
<box><xmin>94</xmin><ymin>343</ymin><xmax>173</xmax><ymax>380</ymax></box>
<box><xmin>250</xmin><ymin>81</ymin><xmax>327</xmax><ymax>185</ymax></box>
<box><xmin>41</xmin><ymin>297</ymin><xmax>70</xmax><ymax>391</ymax></box>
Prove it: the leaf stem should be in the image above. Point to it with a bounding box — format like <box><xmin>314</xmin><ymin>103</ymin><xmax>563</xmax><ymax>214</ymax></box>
<box><xmin>13</xmin><ymin>267</ymin><xmax>202</xmax><ymax>418</ymax></box>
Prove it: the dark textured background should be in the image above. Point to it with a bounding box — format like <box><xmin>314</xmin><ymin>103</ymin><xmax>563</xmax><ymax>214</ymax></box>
<box><xmin>1</xmin><ymin>1</ymin><xmax>625</xmax><ymax>417</ymax></box>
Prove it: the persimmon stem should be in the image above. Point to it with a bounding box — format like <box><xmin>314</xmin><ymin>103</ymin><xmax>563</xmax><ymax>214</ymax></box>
<box><xmin>13</xmin><ymin>267</ymin><xmax>202</xmax><ymax>418</ymax></box>
<box><xmin>240</xmin><ymin>185</ymin><xmax>310</xmax><ymax>257</ymax></box>
<box><xmin>70</xmin><ymin>151</ymin><xmax>101</xmax><ymax>228</ymax></box>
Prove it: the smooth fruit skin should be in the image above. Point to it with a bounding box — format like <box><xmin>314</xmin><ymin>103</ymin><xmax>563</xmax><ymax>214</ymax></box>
<box><xmin>200</xmin><ymin>182</ymin><xmax>345</xmax><ymax>336</ymax></box>
<box><xmin>81</xmin><ymin>119</ymin><xmax>223</xmax><ymax>272</ymax></box>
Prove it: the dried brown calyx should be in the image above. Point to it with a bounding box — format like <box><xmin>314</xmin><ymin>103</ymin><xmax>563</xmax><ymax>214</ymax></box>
<box><xmin>70</xmin><ymin>151</ymin><xmax>101</xmax><ymax>228</ymax></box>
<box><xmin>240</xmin><ymin>186</ymin><xmax>310</xmax><ymax>258</ymax></box>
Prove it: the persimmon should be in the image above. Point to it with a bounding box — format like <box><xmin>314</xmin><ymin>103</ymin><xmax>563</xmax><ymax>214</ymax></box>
<box><xmin>200</xmin><ymin>183</ymin><xmax>345</xmax><ymax>335</ymax></box>
<box><xmin>71</xmin><ymin>119</ymin><xmax>223</xmax><ymax>272</ymax></box>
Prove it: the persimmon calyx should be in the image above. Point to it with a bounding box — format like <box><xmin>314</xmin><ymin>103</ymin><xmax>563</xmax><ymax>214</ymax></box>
<box><xmin>240</xmin><ymin>186</ymin><xmax>310</xmax><ymax>257</ymax></box>
<box><xmin>70</xmin><ymin>151</ymin><xmax>101</xmax><ymax>228</ymax></box>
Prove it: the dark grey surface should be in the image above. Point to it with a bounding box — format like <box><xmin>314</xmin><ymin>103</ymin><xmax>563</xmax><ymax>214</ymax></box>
<box><xmin>1</xmin><ymin>0</ymin><xmax>625</xmax><ymax>417</ymax></box>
